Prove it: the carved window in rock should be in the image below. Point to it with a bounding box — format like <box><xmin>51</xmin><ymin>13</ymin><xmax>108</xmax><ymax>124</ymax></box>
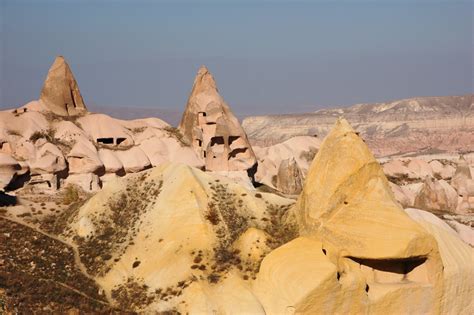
<box><xmin>198</xmin><ymin>112</ymin><xmax>207</xmax><ymax>125</ymax></box>
<box><xmin>210</xmin><ymin>136</ymin><xmax>225</xmax><ymax>155</ymax></box>
<box><xmin>210</xmin><ymin>136</ymin><xmax>225</xmax><ymax>146</ymax></box>
<box><xmin>348</xmin><ymin>256</ymin><xmax>429</xmax><ymax>285</ymax></box>
<box><xmin>116</xmin><ymin>138</ymin><xmax>127</xmax><ymax>145</ymax></box>
<box><xmin>229</xmin><ymin>147</ymin><xmax>248</xmax><ymax>160</ymax></box>
<box><xmin>97</xmin><ymin>138</ymin><xmax>114</xmax><ymax>144</ymax></box>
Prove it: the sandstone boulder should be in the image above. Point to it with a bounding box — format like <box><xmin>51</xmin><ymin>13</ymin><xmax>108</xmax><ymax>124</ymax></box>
<box><xmin>39</xmin><ymin>56</ymin><xmax>87</xmax><ymax>116</ymax></box>
<box><xmin>253</xmin><ymin>136</ymin><xmax>320</xmax><ymax>190</ymax></box>
<box><xmin>429</xmin><ymin>160</ymin><xmax>455</xmax><ymax>179</ymax></box>
<box><xmin>77</xmin><ymin>113</ymin><xmax>134</xmax><ymax>148</ymax></box>
<box><xmin>29</xmin><ymin>143</ymin><xmax>67</xmax><ymax>175</ymax></box>
<box><xmin>64</xmin><ymin>173</ymin><xmax>101</xmax><ymax>192</ymax></box>
<box><xmin>388</xmin><ymin>182</ymin><xmax>412</xmax><ymax>207</ymax></box>
<box><xmin>138</xmin><ymin>135</ymin><xmax>203</xmax><ymax>169</ymax></box>
<box><xmin>97</xmin><ymin>149</ymin><xmax>124</xmax><ymax>174</ymax></box>
<box><xmin>114</xmin><ymin>147</ymin><xmax>151</xmax><ymax>173</ymax></box>
<box><xmin>67</xmin><ymin>139</ymin><xmax>104</xmax><ymax>174</ymax></box>
<box><xmin>414</xmin><ymin>178</ymin><xmax>459</xmax><ymax>213</ymax></box>
<box><xmin>406</xmin><ymin>158</ymin><xmax>433</xmax><ymax>179</ymax></box>
<box><xmin>404</xmin><ymin>208</ymin><xmax>474</xmax><ymax>313</ymax></box>
<box><xmin>264</xmin><ymin>118</ymin><xmax>473</xmax><ymax>314</ymax></box>
<box><xmin>178</xmin><ymin>66</ymin><xmax>256</xmax><ymax>173</ymax></box>
<box><xmin>295</xmin><ymin>118</ymin><xmax>436</xmax><ymax>259</ymax></box>
<box><xmin>275</xmin><ymin>157</ymin><xmax>304</xmax><ymax>195</ymax></box>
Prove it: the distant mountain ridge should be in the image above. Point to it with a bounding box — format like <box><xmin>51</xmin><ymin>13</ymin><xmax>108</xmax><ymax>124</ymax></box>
<box><xmin>242</xmin><ymin>94</ymin><xmax>474</xmax><ymax>157</ymax></box>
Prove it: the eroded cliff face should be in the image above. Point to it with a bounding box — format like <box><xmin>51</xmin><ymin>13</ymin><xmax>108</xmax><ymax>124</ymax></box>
<box><xmin>179</xmin><ymin>66</ymin><xmax>257</xmax><ymax>173</ymax></box>
<box><xmin>243</xmin><ymin>94</ymin><xmax>474</xmax><ymax>157</ymax></box>
<box><xmin>2</xmin><ymin>118</ymin><xmax>473</xmax><ymax>314</ymax></box>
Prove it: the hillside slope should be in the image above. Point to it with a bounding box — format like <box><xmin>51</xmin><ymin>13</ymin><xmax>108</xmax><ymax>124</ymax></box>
<box><xmin>243</xmin><ymin>94</ymin><xmax>474</xmax><ymax>157</ymax></box>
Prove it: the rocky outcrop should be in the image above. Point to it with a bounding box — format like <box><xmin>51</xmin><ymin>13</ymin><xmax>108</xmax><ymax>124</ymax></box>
<box><xmin>67</xmin><ymin>139</ymin><xmax>103</xmax><ymax>174</ymax></box>
<box><xmin>252</xmin><ymin>136</ymin><xmax>320</xmax><ymax>191</ymax></box>
<box><xmin>414</xmin><ymin>178</ymin><xmax>459</xmax><ymax>213</ymax></box>
<box><xmin>29</xmin><ymin>143</ymin><xmax>67</xmax><ymax>175</ymax></box>
<box><xmin>179</xmin><ymin>66</ymin><xmax>256</xmax><ymax>173</ymax></box>
<box><xmin>295</xmin><ymin>118</ymin><xmax>436</xmax><ymax>257</ymax></box>
<box><xmin>451</xmin><ymin>155</ymin><xmax>474</xmax><ymax>213</ymax></box>
<box><xmin>68</xmin><ymin>162</ymin><xmax>295</xmax><ymax>313</ymax></box>
<box><xmin>275</xmin><ymin>158</ymin><xmax>304</xmax><ymax>195</ymax></box>
<box><xmin>39</xmin><ymin>56</ymin><xmax>87</xmax><ymax>116</ymax></box>
<box><xmin>272</xmin><ymin>118</ymin><xmax>474</xmax><ymax>314</ymax></box>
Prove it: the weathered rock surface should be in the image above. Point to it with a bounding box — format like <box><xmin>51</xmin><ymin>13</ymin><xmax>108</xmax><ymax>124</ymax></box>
<box><xmin>414</xmin><ymin>178</ymin><xmax>459</xmax><ymax>213</ymax></box>
<box><xmin>179</xmin><ymin>66</ymin><xmax>256</xmax><ymax>173</ymax></box>
<box><xmin>39</xmin><ymin>56</ymin><xmax>88</xmax><ymax>116</ymax></box>
<box><xmin>252</xmin><ymin>136</ymin><xmax>320</xmax><ymax>191</ymax></box>
<box><xmin>275</xmin><ymin>157</ymin><xmax>304</xmax><ymax>195</ymax></box>
<box><xmin>29</xmin><ymin>143</ymin><xmax>67</xmax><ymax>175</ymax></box>
<box><xmin>68</xmin><ymin>162</ymin><xmax>295</xmax><ymax>313</ymax></box>
<box><xmin>295</xmin><ymin>118</ymin><xmax>435</xmax><ymax>257</ymax></box>
<box><xmin>67</xmin><ymin>139</ymin><xmax>103</xmax><ymax>174</ymax></box>
<box><xmin>284</xmin><ymin>118</ymin><xmax>474</xmax><ymax>314</ymax></box>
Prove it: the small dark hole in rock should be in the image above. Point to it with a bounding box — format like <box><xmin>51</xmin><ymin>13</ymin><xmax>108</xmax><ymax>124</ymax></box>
<box><xmin>365</xmin><ymin>284</ymin><xmax>370</xmax><ymax>293</ymax></box>
<box><xmin>322</xmin><ymin>248</ymin><xmax>327</xmax><ymax>255</ymax></box>
<box><xmin>132</xmin><ymin>261</ymin><xmax>141</xmax><ymax>268</ymax></box>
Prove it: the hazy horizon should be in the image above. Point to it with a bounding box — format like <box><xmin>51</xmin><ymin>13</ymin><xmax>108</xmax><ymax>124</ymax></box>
<box><xmin>1</xmin><ymin>0</ymin><xmax>473</xmax><ymax>116</ymax></box>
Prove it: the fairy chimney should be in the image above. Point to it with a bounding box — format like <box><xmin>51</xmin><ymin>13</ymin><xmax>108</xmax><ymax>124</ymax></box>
<box><xmin>40</xmin><ymin>56</ymin><xmax>87</xmax><ymax>116</ymax></box>
<box><xmin>179</xmin><ymin>66</ymin><xmax>256</xmax><ymax>173</ymax></box>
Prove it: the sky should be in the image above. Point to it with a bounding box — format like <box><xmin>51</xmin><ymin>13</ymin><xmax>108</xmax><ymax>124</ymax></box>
<box><xmin>1</xmin><ymin>0</ymin><xmax>473</xmax><ymax>117</ymax></box>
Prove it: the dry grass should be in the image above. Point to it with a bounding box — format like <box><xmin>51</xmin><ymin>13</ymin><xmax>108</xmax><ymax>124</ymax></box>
<box><xmin>163</xmin><ymin>126</ymin><xmax>189</xmax><ymax>146</ymax></box>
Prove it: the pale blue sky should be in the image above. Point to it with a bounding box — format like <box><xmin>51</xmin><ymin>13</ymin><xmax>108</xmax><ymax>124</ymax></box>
<box><xmin>1</xmin><ymin>0</ymin><xmax>472</xmax><ymax>116</ymax></box>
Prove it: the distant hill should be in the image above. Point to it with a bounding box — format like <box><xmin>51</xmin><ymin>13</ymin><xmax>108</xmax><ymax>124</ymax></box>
<box><xmin>242</xmin><ymin>94</ymin><xmax>474</xmax><ymax>157</ymax></box>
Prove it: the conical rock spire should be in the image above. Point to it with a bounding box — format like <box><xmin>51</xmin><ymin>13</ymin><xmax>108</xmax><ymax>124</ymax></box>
<box><xmin>178</xmin><ymin>66</ymin><xmax>256</xmax><ymax>173</ymax></box>
<box><xmin>40</xmin><ymin>56</ymin><xmax>87</xmax><ymax>116</ymax></box>
<box><xmin>295</xmin><ymin>118</ymin><xmax>436</xmax><ymax>259</ymax></box>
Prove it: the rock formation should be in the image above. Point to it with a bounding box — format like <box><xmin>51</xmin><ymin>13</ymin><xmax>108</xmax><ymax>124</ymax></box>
<box><xmin>179</xmin><ymin>66</ymin><xmax>256</xmax><ymax>173</ymax></box>
<box><xmin>451</xmin><ymin>155</ymin><xmax>474</xmax><ymax>213</ymax></box>
<box><xmin>39</xmin><ymin>56</ymin><xmax>88</xmax><ymax>116</ymax></box>
<box><xmin>414</xmin><ymin>177</ymin><xmax>459</xmax><ymax>213</ymax></box>
<box><xmin>255</xmin><ymin>118</ymin><xmax>474</xmax><ymax>314</ymax></box>
<box><xmin>252</xmin><ymin>136</ymin><xmax>320</xmax><ymax>191</ymax></box>
<box><xmin>275</xmin><ymin>157</ymin><xmax>304</xmax><ymax>195</ymax></box>
<box><xmin>68</xmin><ymin>162</ymin><xmax>295</xmax><ymax>313</ymax></box>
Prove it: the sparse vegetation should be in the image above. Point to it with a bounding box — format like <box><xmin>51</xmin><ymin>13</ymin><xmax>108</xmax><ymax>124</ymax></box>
<box><xmin>28</xmin><ymin>128</ymin><xmax>75</xmax><ymax>154</ymax></box>
<box><xmin>62</xmin><ymin>185</ymin><xmax>80</xmax><ymax>205</ymax></box>
<box><xmin>164</xmin><ymin>126</ymin><xmax>189</xmax><ymax>146</ymax></box>
<box><xmin>6</xmin><ymin>129</ymin><xmax>21</xmax><ymax>137</ymax></box>
<box><xmin>130</xmin><ymin>126</ymin><xmax>146</xmax><ymax>134</ymax></box>
<box><xmin>29</xmin><ymin>128</ymin><xmax>56</xmax><ymax>143</ymax></box>
<box><xmin>0</xmin><ymin>217</ymin><xmax>113</xmax><ymax>313</ymax></box>
<box><xmin>261</xmin><ymin>203</ymin><xmax>298</xmax><ymax>249</ymax></box>
<box><xmin>76</xmin><ymin>173</ymin><xmax>163</xmax><ymax>276</ymax></box>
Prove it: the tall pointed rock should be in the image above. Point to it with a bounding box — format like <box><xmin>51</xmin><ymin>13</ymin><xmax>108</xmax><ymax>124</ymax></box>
<box><xmin>40</xmin><ymin>56</ymin><xmax>87</xmax><ymax>116</ymax></box>
<box><xmin>295</xmin><ymin>118</ymin><xmax>437</xmax><ymax>259</ymax></box>
<box><xmin>179</xmin><ymin>66</ymin><xmax>256</xmax><ymax>173</ymax></box>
